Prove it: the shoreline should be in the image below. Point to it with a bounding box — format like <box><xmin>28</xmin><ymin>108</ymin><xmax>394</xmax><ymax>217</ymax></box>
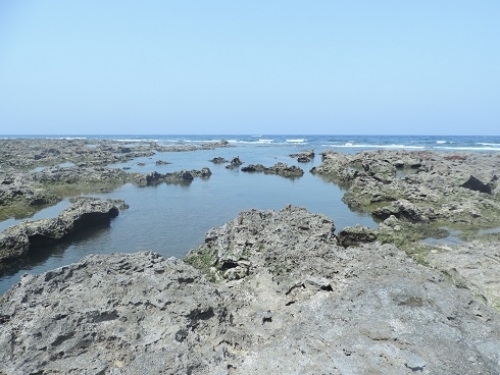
<box><xmin>1</xmin><ymin>137</ymin><xmax>500</xmax><ymax>373</ymax></box>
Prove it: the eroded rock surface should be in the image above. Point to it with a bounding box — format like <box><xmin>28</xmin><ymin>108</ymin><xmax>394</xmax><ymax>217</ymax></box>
<box><xmin>2</xmin><ymin>207</ymin><xmax>499</xmax><ymax>374</ymax></box>
<box><xmin>0</xmin><ymin>198</ymin><xmax>119</xmax><ymax>264</ymax></box>
<box><xmin>312</xmin><ymin>150</ymin><xmax>500</xmax><ymax>228</ymax></box>
<box><xmin>241</xmin><ymin>162</ymin><xmax>304</xmax><ymax>178</ymax></box>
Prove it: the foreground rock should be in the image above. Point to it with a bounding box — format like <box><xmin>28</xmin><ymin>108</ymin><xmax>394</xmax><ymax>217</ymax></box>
<box><xmin>241</xmin><ymin>162</ymin><xmax>304</xmax><ymax>178</ymax></box>
<box><xmin>0</xmin><ymin>198</ymin><xmax>119</xmax><ymax>265</ymax></box>
<box><xmin>2</xmin><ymin>207</ymin><xmax>500</xmax><ymax>374</ymax></box>
<box><xmin>427</xmin><ymin>240</ymin><xmax>500</xmax><ymax>311</ymax></box>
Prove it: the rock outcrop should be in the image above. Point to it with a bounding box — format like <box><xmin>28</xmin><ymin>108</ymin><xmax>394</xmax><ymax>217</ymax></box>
<box><xmin>290</xmin><ymin>150</ymin><xmax>315</xmax><ymax>162</ymax></box>
<box><xmin>136</xmin><ymin>167</ymin><xmax>212</xmax><ymax>186</ymax></box>
<box><xmin>209</xmin><ymin>157</ymin><xmax>228</xmax><ymax>164</ymax></box>
<box><xmin>336</xmin><ymin>224</ymin><xmax>377</xmax><ymax>247</ymax></box>
<box><xmin>2</xmin><ymin>207</ymin><xmax>499</xmax><ymax>374</ymax></box>
<box><xmin>241</xmin><ymin>162</ymin><xmax>304</xmax><ymax>178</ymax></box>
<box><xmin>225</xmin><ymin>156</ymin><xmax>243</xmax><ymax>170</ymax></box>
<box><xmin>0</xmin><ymin>198</ymin><xmax>119</xmax><ymax>264</ymax></box>
<box><xmin>312</xmin><ymin>150</ymin><xmax>500</xmax><ymax>228</ymax></box>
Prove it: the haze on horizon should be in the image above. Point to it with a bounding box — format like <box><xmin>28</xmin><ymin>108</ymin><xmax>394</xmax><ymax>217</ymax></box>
<box><xmin>0</xmin><ymin>1</ymin><xmax>499</xmax><ymax>136</ymax></box>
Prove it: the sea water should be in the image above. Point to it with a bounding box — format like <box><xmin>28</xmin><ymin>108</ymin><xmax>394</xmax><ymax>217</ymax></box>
<box><xmin>1</xmin><ymin>134</ymin><xmax>500</xmax><ymax>294</ymax></box>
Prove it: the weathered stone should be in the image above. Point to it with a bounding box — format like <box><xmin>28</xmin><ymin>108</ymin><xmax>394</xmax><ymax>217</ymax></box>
<box><xmin>241</xmin><ymin>162</ymin><xmax>304</xmax><ymax>178</ymax></box>
<box><xmin>2</xmin><ymin>207</ymin><xmax>500</xmax><ymax>374</ymax></box>
<box><xmin>225</xmin><ymin>156</ymin><xmax>243</xmax><ymax>169</ymax></box>
<box><xmin>0</xmin><ymin>198</ymin><xmax>119</xmax><ymax>263</ymax></box>
<box><xmin>337</xmin><ymin>224</ymin><xmax>377</xmax><ymax>247</ymax></box>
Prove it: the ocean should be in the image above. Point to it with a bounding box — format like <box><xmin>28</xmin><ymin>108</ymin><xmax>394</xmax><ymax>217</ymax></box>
<box><xmin>1</xmin><ymin>134</ymin><xmax>500</xmax><ymax>294</ymax></box>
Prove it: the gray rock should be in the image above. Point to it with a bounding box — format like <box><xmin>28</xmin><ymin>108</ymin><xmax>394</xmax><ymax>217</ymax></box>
<box><xmin>0</xmin><ymin>198</ymin><xmax>119</xmax><ymax>263</ymax></box>
<box><xmin>241</xmin><ymin>162</ymin><xmax>304</xmax><ymax>178</ymax></box>
<box><xmin>2</xmin><ymin>207</ymin><xmax>500</xmax><ymax>374</ymax></box>
<box><xmin>209</xmin><ymin>157</ymin><xmax>229</xmax><ymax>164</ymax></box>
<box><xmin>225</xmin><ymin>156</ymin><xmax>243</xmax><ymax>169</ymax></box>
<box><xmin>337</xmin><ymin>224</ymin><xmax>377</xmax><ymax>247</ymax></box>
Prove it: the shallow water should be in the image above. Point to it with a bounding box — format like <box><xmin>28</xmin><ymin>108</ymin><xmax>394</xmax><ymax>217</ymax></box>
<box><xmin>0</xmin><ymin>143</ymin><xmax>375</xmax><ymax>294</ymax></box>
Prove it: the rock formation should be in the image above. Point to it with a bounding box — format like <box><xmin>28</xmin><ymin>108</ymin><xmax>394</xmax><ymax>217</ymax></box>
<box><xmin>225</xmin><ymin>156</ymin><xmax>243</xmax><ymax>170</ymax></box>
<box><xmin>241</xmin><ymin>162</ymin><xmax>304</xmax><ymax>178</ymax></box>
<box><xmin>0</xmin><ymin>197</ymin><xmax>119</xmax><ymax>264</ymax></box>
<box><xmin>1</xmin><ymin>206</ymin><xmax>500</xmax><ymax>374</ymax></box>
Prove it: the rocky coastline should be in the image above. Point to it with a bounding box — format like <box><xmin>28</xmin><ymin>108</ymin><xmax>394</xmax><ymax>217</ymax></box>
<box><xmin>1</xmin><ymin>140</ymin><xmax>500</xmax><ymax>374</ymax></box>
<box><xmin>1</xmin><ymin>206</ymin><xmax>500</xmax><ymax>374</ymax></box>
<box><xmin>0</xmin><ymin>138</ymin><xmax>222</xmax><ymax>221</ymax></box>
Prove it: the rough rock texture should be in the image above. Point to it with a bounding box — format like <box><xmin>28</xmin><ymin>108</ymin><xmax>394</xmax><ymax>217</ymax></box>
<box><xmin>312</xmin><ymin>150</ymin><xmax>500</xmax><ymax>228</ymax></box>
<box><xmin>2</xmin><ymin>207</ymin><xmax>500</xmax><ymax>374</ymax></box>
<box><xmin>209</xmin><ymin>157</ymin><xmax>229</xmax><ymax>164</ymax></box>
<box><xmin>0</xmin><ymin>138</ymin><xmax>228</xmax><ymax>221</ymax></box>
<box><xmin>135</xmin><ymin>168</ymin><xmax>212</xmax><ymax>186</ymax></box>
<box><xmin>289</xmin><ymin>150</ymin><xmax>315</xmax><ymax>163</ymax></box>
<box><xmin>241</xmin><ymin>162</ymin><xmax>304</xmax><ymax>178</ymax></box>
<box><xmin>225</xmin><ymin>157</ymin><xmax>243</xmax><ymax>170</ymax></box>
<box><xmin>0</xmin><ymin>253</ymin><xmax>224</xmax><ymax>375</ymax></box>
<box><xmin>427</xmin><ymin>240</ymin><xmax>500</xmax><ymax>311</ymax></box>
<box><xmin>0</xmin><ymin>198</ymin><xmax>119</xmax><ymax>263</ymax></box>
<box><xmin>337</xmin><ymin>224</ymin><xmax>377</xmax><ymax>247</ymax></box>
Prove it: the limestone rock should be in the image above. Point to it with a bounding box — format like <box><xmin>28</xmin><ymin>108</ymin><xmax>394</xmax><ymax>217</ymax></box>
<box><xmin>0</xmin><ymin>198</ymin><xmax>119</xmax><ymax>263</ymax></box>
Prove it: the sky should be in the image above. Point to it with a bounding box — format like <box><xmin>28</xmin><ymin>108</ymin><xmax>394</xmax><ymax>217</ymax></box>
<box><xmin>0</xmin><ymin>1</ymin><xmax>499</xmax><ymax>135</ymax></box>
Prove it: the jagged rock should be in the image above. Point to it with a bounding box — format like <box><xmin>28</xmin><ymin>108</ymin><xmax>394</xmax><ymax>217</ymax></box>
<box><xmin>372</xmin><ymin>199</ymin><xmax>434</xmax><ymax>223</ymax></box>
<box><xmin>0</xmin><ymin>198</ymin><xmax>119</xmax><ymax>263</ymax></box>
<box><xmin>225</xmin><ymin>156</ymin><xmax>243</xmax><ymax>169</ymax></box>
<box><xmin>209</xmin><ymin>157</ymin><xmax>228</xmax><ymax>164</ymax></box>
<box><xmin>3</xmin><ymin>207</ymin><xmax>500</xmax><ymax>374</ymax></box>
<box><xmin>189</xmin><ymin>167</ymin><xmax>212</xmax><ymax>178</ymax></box>
<box><xmin>241</xmin><ymin>162</ymin><xmax>304</xmax><ymax>178</ymax></box>
<box><xmin>155</xmin><ymin>160</ymin><xmax>171</xmax><ymax>166</ymax></box>
<box><xmin>313</xmin><ymin>150</ymin><xmax>500</xmax><ymax>227</ymax></box>
<box><xmin>290</xmin><ymin>150</ymin><xmax>315</xmax><ymax>162</ymax></box>
<box><xmin>337</xmin><ymin>224</ymin><xmax>377</xmax><ymax>247</ymax></box>
<box><xmin>0</xmin><ymin>253</ymin><xmax>224</xmax><ymax>375</ymax></box>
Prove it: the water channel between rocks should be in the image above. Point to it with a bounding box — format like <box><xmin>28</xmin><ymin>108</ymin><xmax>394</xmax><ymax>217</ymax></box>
<box><xmin>0</xmin><ymin>144</ymin><xmax>376</xmax><ymax>294</ymax></box>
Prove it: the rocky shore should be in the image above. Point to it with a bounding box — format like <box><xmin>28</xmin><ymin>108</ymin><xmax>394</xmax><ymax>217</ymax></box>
<box><xmin>0</xmin><ymin>197</ymin><xmax>121</xmax><ymax>272</ymax></box>
<box><xmin>311</xmin><ymin>150</ymin><xmax>500</xmax><ymax>241</ymax></box>
<box><xmin>0</xmin><ymin>138</ymin><xmax>221</xmax><ymax>221</ymax></box>
<box><xmin>1</xmin><ymin>141</ymin><xmax>500</xmax><ymax>374</ymax></box>
<box><xmin>1</xmin><ymin>206</ymin><xmax>500</xmax><ymax>374</ymax></box>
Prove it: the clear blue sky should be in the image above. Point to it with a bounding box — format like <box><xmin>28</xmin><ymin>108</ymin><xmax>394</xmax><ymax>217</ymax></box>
<box><xmin>1</xmin><ymin>1</ymin><xmax>499</xmax><ymax>135</ymax></box>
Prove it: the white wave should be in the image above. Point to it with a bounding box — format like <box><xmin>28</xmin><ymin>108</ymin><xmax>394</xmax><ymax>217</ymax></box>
<box><xmin>436</xmin><ymin>140</ymin><xmax>447</xmax><ymax>144</ymax></box>
<box><xmin>43</xmin><ymin>136</ymin><xmax>87</xmax><ymax>140</ymax></box>
<box><xmin>180</xmin><ymin>139</ymin><xmax>225</xmax><ymax>143</ymax></box>
<box><xmin>115</xmin><ymin>138</ymin><xmax>158</xmax><ymax>143</ymax></box>
<box><xmin>477</xmin><ymin>142</ymin><xmax>500</xmax><ymax>147</ymax></box>
<box><xmin>330</xmin><ymin>143</ymin><xmax>425</xmax><ymax>149</ymax></box>
<box><xmin>436</xmin><ymin>146</ymin><xmax>500</xmax><ymax>151</ymax></box>
<box><xmin>257</xmin><ymin>139</ymin><xmax>274</xmax><ymax>144</ymax></box>
<box><xmin>286</xmin><ymin>138</ymin><xmax>306</xmax><ymax>143</ymax></box>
